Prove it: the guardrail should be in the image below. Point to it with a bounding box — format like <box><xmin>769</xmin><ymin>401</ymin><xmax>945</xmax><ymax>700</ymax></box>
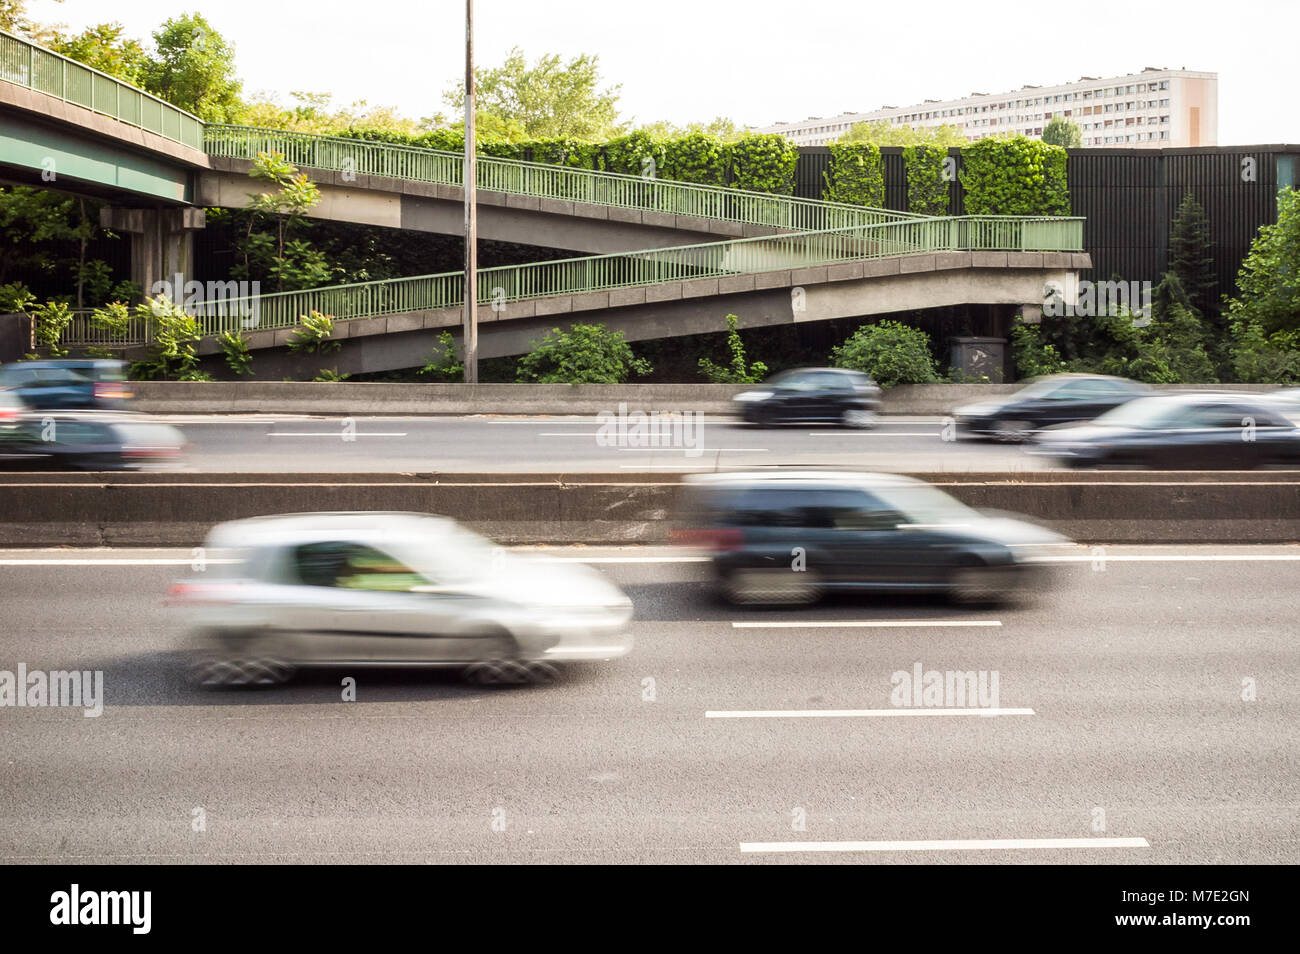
<box><xmin>61</xmin><ymin>215</ymin><xmax>1084</xmax><ymax>344</ymax></box>
<box><xmin>0</xmin><ymin>30</ymin><xmax>203</xmax><ymax>150</ymax></box>
<box><xmin>204</xmin><ymin>124</ymin><xmax>924</xmax><ymax>233</ymax></box>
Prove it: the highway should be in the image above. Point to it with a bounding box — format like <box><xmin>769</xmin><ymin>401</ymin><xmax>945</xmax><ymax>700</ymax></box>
<box><xmin>2</xmin><ymin>544</ymin><xmax>1296</xmax><ymax>864</ymax></box>
<box><xmin>22</xmin><ymin>414</ymin><xmax>1054</xmax><ymax>473</ymax></box>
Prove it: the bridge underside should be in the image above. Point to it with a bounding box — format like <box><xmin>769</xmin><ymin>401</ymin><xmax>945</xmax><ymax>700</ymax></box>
<box><xmin>185</xmin><ymin>252</ymin><xmax>1086</xmax><ymax>377</ymax></box>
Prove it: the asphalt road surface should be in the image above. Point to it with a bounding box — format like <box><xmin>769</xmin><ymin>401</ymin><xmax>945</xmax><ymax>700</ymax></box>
<box><xmin>1</xmin><ymin>414</ymin><xmax>1056</xmax><ymax>473</ymax></box>
<box><xmin>2</xmin><ymin>544</ymin><xmax>1296</xmax><ymax>864</ymax></box>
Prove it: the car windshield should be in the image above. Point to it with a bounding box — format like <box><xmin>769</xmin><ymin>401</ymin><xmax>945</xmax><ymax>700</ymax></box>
<box><xmin>871</xmin><ymin>483</ymin><xmax>982</xmax><ymax>525</ymax></box>
<box><xmin>1013</xmin><ymin>378</ymin><xmax>1070</xmax><ymax>400</ymax></box>
<box><xmin>1093</xmin><ymin>397</ymin><xmax>1183</xmax><ymax>429</ymax></box>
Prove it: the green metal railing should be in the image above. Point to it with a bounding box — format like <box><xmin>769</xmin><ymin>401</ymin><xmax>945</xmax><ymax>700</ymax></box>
<box><xmin>204</xmin><ymin>124</ymin><xmax>923</xmax><ymax>233</ymax></box>
<box><xmin>64</xmin><ymin>215</ymin><xmax>1082</xmax><ymax>345</ymax></box>
<box><xmin>0</xmin><ymin>30</ymin><xmax>203</xmax><ymax>150</ymax></box>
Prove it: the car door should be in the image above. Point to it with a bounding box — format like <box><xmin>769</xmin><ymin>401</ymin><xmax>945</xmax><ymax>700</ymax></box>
<box><xmin>808</xmin><ymin>371</ymin><xmax>854</xmax><ymax>421</ymax></box>
<box><xmin>1158</xmin><ymin>405</ymin><xmax>1251</xmax><ymax>469</ymax></box>
<box><xmin>821</xmin><ymin>489</ymin><xmax>946</xmax><ymax>588</ymax></box>
<box><xmin>770</xmin><ymin>372</ymin><xmax>821</xmax><ymax>422</ymax></box>
<box><xmin>284</xmin><ymin>542</ymin><xmax>477</xmax><ymax>663</ymax></box>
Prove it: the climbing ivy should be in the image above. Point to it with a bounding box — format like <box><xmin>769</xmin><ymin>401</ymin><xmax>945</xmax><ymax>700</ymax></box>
<box><xmin>821</xmin><ymin>142</ymin><xmax>884</xmax><ymax>207</ymax></box>
<box><xmin>729</xmin><ymin>134</ymin><xmax>798</xmax><ymax>195</ymax></box>
<box><xmin>903</xmin><ymin>144</ymin><xmax>950</xmax><ymax>216</ymax></box>
<box><xmin>959</xmin><ymin>136</ymin><xmax>1071</xmax><ymax>215</ymax></box>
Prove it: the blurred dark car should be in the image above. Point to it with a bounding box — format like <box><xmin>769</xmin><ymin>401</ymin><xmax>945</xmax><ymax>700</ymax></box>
<box><xmin>953</xmin><ymin>373</ymin><xmax>1150</xmax><ymax>441</ymax></box>
<box><xmin>1031</xmin><ymin>393</ymin><xmax>1300</xmax><ymax>469</ymax></box>
<box><xmin>677</xmin><ymin>471</ymin><xmax>1069</xmax><ymax>605</ymax></box>
<box><xmin>732</xmin><ymin>368</ymin><xmax>881</xmax><ymax>428</ymax></box>
<box><xmin>0</xmin><ymin>359</ymin><xmax>132</xmax><ymax>410</ymax></box>
<box><xmin>6</xmin><ymin>412</ymin><xmax>186</xmax><ymax>470</ymax></box>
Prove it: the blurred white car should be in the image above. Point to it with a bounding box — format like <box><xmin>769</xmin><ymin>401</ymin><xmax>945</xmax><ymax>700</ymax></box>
<box><xmin>171</xmin><ymin>512</ymin><xmax>633</xmax><ymax>686</ymax></box>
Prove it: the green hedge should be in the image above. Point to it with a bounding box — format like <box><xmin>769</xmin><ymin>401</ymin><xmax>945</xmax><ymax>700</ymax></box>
<box><xmin>959</xmin><ymin>136</ymin><xmax>1070</xmax><ymax>215</ymax></box>
<box><xmin>821</xmin><ymin>142</ymin><xmax>884</xmax><ymax>207</ymax></box>
<box><xmin>903</xmin><ymin>144</ymin><xmax>950</xmax><ymax>216</ymax></box>
<box><xmin>728</xmin><ymin>134</ymin><xmax>798</xmax><ymax>195</ymax></box>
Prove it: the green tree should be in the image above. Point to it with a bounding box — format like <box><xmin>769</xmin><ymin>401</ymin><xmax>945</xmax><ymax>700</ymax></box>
<box><xmin>139</xmin><ymin>13</ymin><xmax>243</xmax><ymax>122</ymax></box>
<box><xmin>830</xmin><ymin>320</ymin><xmax>940</xmax><ymax>387</ymax></box>
<box><xmin>1223</xmin><ymin>187</ymin><xmax>1300</xmax><ymax>338</ymax></box>
<box><xmin>51</xmin><ymin>23</ymin><xmax>148</xmax><ymax>84</ymax></box>
<box><xmin>838</xmin><ymin>120</ymin><xmax>964</xmax><ymax>147</ymax></box>
<box><xmin>1041</xmin><ymin>116</ymin><xmax>1082</xmax><ymax>148</ymax></box>
<box><xmin>443</xmin><ymin>48</ymin><xmax>623</xmax><ymax>141</ymax></box>
<box><xmin>516</xmin><ymin>323</ymin><xmax>650</xmax><ymax>383</ymax></box>
<box><xmin>1168</xmin><ymin>192</ymin><xmax>1219</xmax><ymax>323</ymax></box>
<box><xmin>228</xmin><ymin>152</ymin><xmax>333</xmax><ymax>291</ymax></box>
<box><xmin>418</xmin><ymin>330</ymin><xmax>464</xmax><ymax>381</ymax></box>
<box><xmin>698</xmin><ymin>314</ymin><xmax>768</xmax><ymax>383</ymax></box>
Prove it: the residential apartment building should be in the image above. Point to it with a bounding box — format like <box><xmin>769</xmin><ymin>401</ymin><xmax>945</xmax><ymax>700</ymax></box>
<box><xmin>760</xmin><ymin>68</ymin><xmax>1217</xmax><ymax>148</ymax></box>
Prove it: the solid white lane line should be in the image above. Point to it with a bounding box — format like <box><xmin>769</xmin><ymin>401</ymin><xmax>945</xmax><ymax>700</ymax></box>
<box><xmin>1034</xmin><ymin>554</ymin><xmax>1300</xmax><ymax>562</ymax></box>
<box><xmin>618</xmin><ymin>447</ymin><xmax>764</xmax><ymax>453</ymax></box>
<box><xmin>267</xmin><ymin>432</ymin><xmax>408</xmax><ymax>437</ymax></box>
<box><xmin>548</xmin><ymin>556</ymin><xmax>712</xmax><ymax>563</ymax></box>
<box><xmin>731</xmin><ymin>619</ymin><xmax>1001</xmax><ymax>629</ymax></box>
<box><xmin>739</xmin><ymin>837</ymin><xmax>1149</xmax><ymax>854</ymax></box>
<box><xmin>809</xmin><ymin>432</ymin><xmax>939</xmax><ymax>437</ymax></box>
<box><xmin>707</xmin><ymin>708</ymin><xmax>1033</xmax><ymax>719</ymax></box>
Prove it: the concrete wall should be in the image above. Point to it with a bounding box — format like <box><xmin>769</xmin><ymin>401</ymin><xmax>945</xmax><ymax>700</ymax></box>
<box><xmin>127</xmin><ymin>381</ymin><xmax>1281</xmax><ymax>417</ymax></box>
<box><xmin>2</xmin><ymin>471</ymin><xmax>1296</xmax><ymax>546</ymax></box>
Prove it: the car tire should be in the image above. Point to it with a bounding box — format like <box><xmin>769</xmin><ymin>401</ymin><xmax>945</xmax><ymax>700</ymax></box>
<box><xmin>722</xmin><ymin>568</ymin><xmax>821</xmax><ymax>606</ymax></box>
<box><xmin>841</xmin><ymin>408</ymin><xmax>877</xmax><ymax>429</ymax></box>
<box><xmin>948</xmin><ymin>566</ymin><xmax>1011</xmax><ymax>607</ymax></box>
<box><xmin>187</xmin><ymin>654</ymin><xmax>294</xmax><ymax>688</ymax></box>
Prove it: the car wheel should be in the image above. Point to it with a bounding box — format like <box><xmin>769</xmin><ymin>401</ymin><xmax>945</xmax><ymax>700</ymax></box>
<box><xmin>993</xmin><ymin>419</ymin><xmax>1034</xmax><ymax>443</ymax></box>
<box><xmin>841</xmin><ymin>408</ymin><xmax>877</xmax><ymax>429</ymax></box>
<box><xmin>187</xmin><ymin>654</ymin><xmax>294</xmax><ymax>688</ymax></box>
<box><xmin>722</xmin><ymin>568</ymin><xmax>821</xmax><ymax>606</ymax></box>
<box><xmin>948</xmin><ymin>566</ymin><xmax>1011</xmax><ymax>607</ymax></box>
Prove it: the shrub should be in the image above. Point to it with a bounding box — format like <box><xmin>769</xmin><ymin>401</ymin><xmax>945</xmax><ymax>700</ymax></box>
<box><xmin>30</xmin><ymin>300</ymin><xmax>74</xmax><ymax>356</ymax></box>
<box><xmin>314</xmin><ymin>367</ymin><xmax>351</xmax><ymax>382</ymax></box>
<box><xmin>821</xmin><ymin>142</ymin><xmax>884</xmax><ymax>208</ymax></box>
<box><xmin>903</xmin><ymin>144</ymin><xmax>950</xmax><ymax>216</ymax></box>
<box><xmin>0</xmin><ymin>282</ymin><xmax>35</xmax><ymax>314</ymax></box>
<box><xmin>516</xmin><ymin>323</ymin><xmax>651</xmax><ymax>383</ymax></box>
<box><xmin>129</xmin><ymin>295</ymin><xmax>210</xmax><ymax>380</ymax></box>
<box><xmin>661</xmin><ymin>132</ymin><xmax>729</xmax><ymax>186</ymax></box>
<box><xmin>287</xmin><ymin>310</ymin><xmax>340</xmax><ymax>354</ymax></box>
<box><xmin>698</xmin><ymin>314</ymin><xmax>768</xmax><ymax>383</ymax></box>
<box><xmin>418</xmin><ymin>330</ymin><xmax>464</xmax><ymax>381</ymax></box>
<box><xmin>730</xmin><ymin>134</ymin><xmax>798</xmax><ymax>195</ymax></box>
<box><xmin>90</xmin><ymin>302</ymin><xmax>132</xmax><ymax>339</ymax></box>
<box><xmin>959</xmin><ymin>136</ymin><xmax>1070</xmax><ymax>215</ymax></box>
<box><xmin>218</xmin><ymin>330</ymin><xmax>254</xmax><ymax>376</ymax></box>
<box><xmin>830</xmin><ymin>320</ymin><xmax>940</xmax><ymax>387</ymax></box>
<box><xmin>1229</xmin><ymin>320</ymin><xmax>1300</xmax><ymax>383</ymax></box>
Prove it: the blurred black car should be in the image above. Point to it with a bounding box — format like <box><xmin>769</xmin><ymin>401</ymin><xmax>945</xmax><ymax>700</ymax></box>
<box><xmin>732</xmin><ymin>368</ymin><xmax>881</xmax><ymax>427</ymax></box>
<box><xmin>5</xmin><ymin>411</ymin><xmax>186</xmax><ymax>470</ymax></box>
<box><xmin>0</xmin><ymin>359</ymin><xmax>132</xmax><ymax>410</ymax></box>
<box><xmin>677</xmin><ymin>471</ymin><xmax>1069</xmax><ymax>605</ymax></box>
<box><xmin>953</xmin><ymin>373</ymin><xmax>1150</xmax><ymax>441</ymax></box>
<box><xmin>1032</xmin><ymin>393</ymin><xmax>1300</xmax><ymax>469</ymax></box>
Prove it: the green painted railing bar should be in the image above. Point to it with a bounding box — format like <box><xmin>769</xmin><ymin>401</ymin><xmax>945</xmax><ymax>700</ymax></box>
<box><xmin>0</xmin><ymin>30</ymin><xmax>203</xmax><ymax>150</ymax></box>
<box><xmin>67</xmin><ymin>216</ymin><xmax>1083</xmax><ymax>344</ymax></box>
<box><xmin>204</xmin><ymin>124</ymin><xmax>924</xmax><ymax>234</ymax></box>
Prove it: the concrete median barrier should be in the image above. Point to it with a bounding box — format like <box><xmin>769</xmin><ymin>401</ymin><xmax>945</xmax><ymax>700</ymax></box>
<box><xmin>3</xmin><ymin>471</ymin><xmax>1299</xmax><ymax>546</ymax></box>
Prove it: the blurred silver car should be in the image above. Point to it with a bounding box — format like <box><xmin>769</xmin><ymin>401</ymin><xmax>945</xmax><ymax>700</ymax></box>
<box><xmin>171</xmin><ymin>512</ymin><xmax>633</xmax><ymax>686</ymax></box>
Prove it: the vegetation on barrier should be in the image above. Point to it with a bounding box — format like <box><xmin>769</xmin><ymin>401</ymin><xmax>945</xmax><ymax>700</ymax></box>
<box><xmin>697</xmin><ymin>314</ymin><xmax>768</xmax><ymax>384</ymax></box>
<box><xmin>903</xmin><ymin>144</ymin><xmax>950</xmax><ymax>216</ymax></box>
<box><xmin>958</xmin><ymin>137</ymin><xmax>1071</xmax><ymax>216</ymax></box>
<box><xmin>831</xmin><ymin>320</ymin><xmax>941</xmax><ymax>387</ymax></box>
<box><xmin>821</xmin><ymin>143</ymin><xmax>884</xmax><ymax>208</ymax></box>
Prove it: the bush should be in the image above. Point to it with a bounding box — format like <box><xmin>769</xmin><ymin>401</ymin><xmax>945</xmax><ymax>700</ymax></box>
<box><xmin>903</xmin><ymin>144</ymin><xmax>950</xmax><ymax>216</ymax></box>
<box><xmin>959</xmin><ymin>136</ymin><xmax>1070</xmax><ymax>216</ymax></box>
<box><xmin>218</xmin><ymin>330</ymin><xmax>254</xmax><ymax>376</ymax></box>
<box><xmin>287</xmin><ymin>310</ymin><xmax>340</xmax><ymax>354</ymax></box>
<box><xmin>661</xmin><ymin>132</ymin><xmax>730</xmax><ymax>186</ymax></box>
<box><xmin>698</xmin><ymin>314</ymin><xmax>768</xmax><ymax>383</ymax></box>
<box><xmin>1229</xmin><ymin>320</ymin><xmax>1300</xmax><ymax>383</ymax></box>
<box><xmin>418</xmin><ymin>330</ymin><xmax>464</xmax><ymax>381</ymax></box>
<box><xmin>0</xmin><ymin>282</ymin><xmax>35</xmax><ymax>314</ymax></box>
<box><xmin>516</xmin><ymin>323</ymin><xmax>651</xmax><ymax>383</ymax></box>
<box><xmin>1010</xmin><ymin>323</ymin><xmax>1068</xmax><ymax>378</ymax></box>
<box><xmin>821</xmin><ymin>142</ymin><xmax>884</xmax><ymax>208</ymax></box>
<box><xmin>129</xmin><ymin>295</ymin><xmax>210</xmax><ymax>381</ymax></box>
<box><xmin>830</xmin><ymin>320</ymin><xmax>940</xmax><ymax>387</ymax></box>
<box><xmin>30</xmin><ymin>300</ymin><xmax>74</xmax><ymax>356</ymax></box>
<box><xmin>729</xmin><ymin>134</ymin><xmax>798</xmax><ymax>195</ymax></box>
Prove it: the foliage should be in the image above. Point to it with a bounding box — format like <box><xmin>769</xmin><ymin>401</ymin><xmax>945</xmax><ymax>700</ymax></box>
<box><xmin>1041</xmin><ymin>117</ymin><xmax>1082</xmax><ymax>148</ymax></box>
<box><xmin>0</xmin><ymin>281</ymin><xmax>35</xmax><ymax>313</ymax></box>
<box><xmin>217</xmin><ymin>330</ymin><xmax>254</xmax><ymax>376</ymax></box>
<box><xmin>822</xmin><ymin>142</ymin><xmax>884</xmax><ymax>207</ymax></box>
<box><xmin>89</xmin><ymin>301</ymin><xmax>131</xmax><ymax>337</ymax></box>
<box><xmin>30</xmin><ymin>300</ymin><xmax>73</xmax><ymax>356</ymax></box>
<box><xmin>240</xmin><ymin>91</ymin><xmax>437</xmax><ymax>137</ymax></box>
<box><xmin>516</xmin><ymin>323</ymin><xmax>650</xmax><ymax>383</ymax></box>
<box><xmin>903</xmin><ymin>144</ymin><xmax>950</xmax><ymax>216</ymax></box>
<box><xmin>830</xmin><ymin>320</ymin><xmax>940</xmax><ymax>387</ymax></box>
<box><xmin>959</xmin><ymin>136</ymin><xmax>1071</xmax><ymax>215</ymax></box>
<box><xmin>418</xmin><ymin>330</ymin><xmax>464</xmax><ymax>381</ymax></box>
<box><xmin>1223</xmin><ymin>187</ymin><xmax>1300</xmax><ymax>338</ymax></box>
<box><xmin>1009</xmin><ymin>323</ymin><xmax>1069</xmax><ymax>378</ymax></box>
<box><xmin>1229</xmin><ymin>321</ymin><xmax>1300</xmax><ymax>384</ymax></box>
<box><xmin>698</xmin><ymin>314</ymin><xmax>768</xmax><ymax>383</ymax></box>
<box><xmin>602</xmin><ymin>130</ymin><xmax>665</xmax><ymax>178</ymax></box>
<box><xmin>228</xmin><ymin>152</ymin><xmax>333</xmax><ymax>292</ymax></box>
<box><xmin>730</xmin><ymin>134</ymin><xmax>798</xmax><ymax>195</ymax></box>
<box><xmin>660</xmin><ymin>132</ymin><xmax>730</xmax><ymax>186</ymax></box>
<box><xmin>443</xmin><ymin>47</ymin><xmax>623</xmax><ymax>141</ymax></box>
<box><xmin>51</xmin><ymin>22</ymin><xmax>148</xmax><ymax>84</ymax></box>
<box><xmin>838</xmin><ymin>121</ymin><xmax>965</xmax><ymax>146</ymax></box>
<box><xmin>314</xmin><ymin>367</ymin><xmax>350</xmax><ymax>382</ymax></box>
<box><xmin>139</xmin><ymin>13</ymin><xmax>242</xmax><ymax>122</ymax></box>
<box><xmin>637</xmin><ymin>117</ymin><xmax>745</xmax><ymax>143</ymax></box>
<box><xmin>286</xmin><ymin>310</ymin><xmax>340</xmax><ymax>355</ymax></box>
<box><xmin>130</xmin><ymin>295</ymin><xmax>209</xmax><ymax>380</ymax></box>
<box><xmin>1168</xmin><ymin>192</ymin><xmax>1219</xmax><ymax>322</ymax></box>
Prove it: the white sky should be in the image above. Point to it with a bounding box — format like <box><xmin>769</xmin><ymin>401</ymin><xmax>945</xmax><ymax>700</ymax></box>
<box><xmin>28</xmin><ymin>0</ymin><xmax>1300</xmax><ymax>144</ymax></box>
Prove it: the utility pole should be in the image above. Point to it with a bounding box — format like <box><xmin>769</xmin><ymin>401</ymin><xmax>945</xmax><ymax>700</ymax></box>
<box><xmin>462</xmin><ymin>0</ymin><xmax>479</xmax><ymax>383</ymax></box>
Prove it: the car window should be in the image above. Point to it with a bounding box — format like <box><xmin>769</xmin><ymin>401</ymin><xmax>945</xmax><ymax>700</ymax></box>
<box><xmin>809</xmin><ymin>372</ymin><xmax>848</xmax><ymax>390</ymax></box>
<box><xmin>1174</xmin><ymin>405</ymin><xmax>1249</xmax><ymax>429</ymax></box>
<box><xmin>293</xmin><ymin>542</ymin><xmax>429</xmax><ymax>591</ymax></box>
<box><xmin>1050</xmin><ymin>379</ymin><xmax>1108</xmax><ymax>401</ymax></box>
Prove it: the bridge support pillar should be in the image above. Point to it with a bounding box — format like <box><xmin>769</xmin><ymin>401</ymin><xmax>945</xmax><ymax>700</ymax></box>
<box><xmin>99</xmin><ymin>208</ymin><xmax>206</xmax><ymax>300</ymax></box>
